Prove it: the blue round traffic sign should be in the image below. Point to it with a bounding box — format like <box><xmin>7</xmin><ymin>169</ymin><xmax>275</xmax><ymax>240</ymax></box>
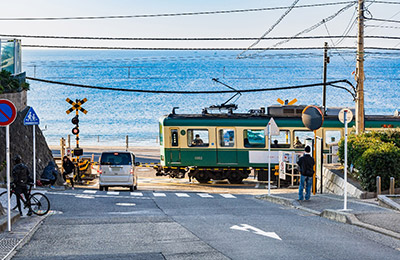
<box><xmin>0</xmin><ymin>99</ymin><xmax>17</xmax><ymax>126</ymax></box>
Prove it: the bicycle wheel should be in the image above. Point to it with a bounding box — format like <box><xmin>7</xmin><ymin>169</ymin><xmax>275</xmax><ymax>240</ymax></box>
<box><xmin>29</xmin><ymin>192</ymin><xmax>50</xmax><ymax>216</ymax></box>
<box><xmin>0</xmin><ymin>191</ymin><xmax>19</xmax><ymax>212</ymax></box>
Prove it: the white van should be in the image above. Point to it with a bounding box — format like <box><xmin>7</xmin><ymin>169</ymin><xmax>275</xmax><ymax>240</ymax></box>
<box><xmin>98</xmin><ymin>151</ymin><xmax>139</xmax><ymax>191</ymax></box>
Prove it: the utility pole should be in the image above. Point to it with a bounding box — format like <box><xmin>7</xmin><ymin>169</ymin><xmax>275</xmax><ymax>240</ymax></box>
<box><xmin>356</xmin><ymin>0</ymin><xmax>365</xmax><ymax>134</ymax></box>
<box><xmin>322</xmin><ymin>42</ymin><xmax>329</xmax><ymax>114</ymax></box>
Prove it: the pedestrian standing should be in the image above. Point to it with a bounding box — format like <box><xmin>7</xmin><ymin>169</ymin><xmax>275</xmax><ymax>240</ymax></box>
<box><xmin>297</xmin><ymin>146</ymin><xmax>315</xmax><ymax>201</ymax></box>
<box><xmin>62</xmin><ymin>156</ymin><xmax>75</xmax><ymax>189</ymax></box>
<box><xmin>12</xmin><ymin>155</ymin><xmax>33</xmax><ymax>216</ymax></box>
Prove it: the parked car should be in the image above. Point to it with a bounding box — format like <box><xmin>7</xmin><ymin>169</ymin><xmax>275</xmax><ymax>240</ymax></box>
<box><xmin>98</xmin><ymin>151</ymin><xmax>139</xmax><ymax>191</ymax></box>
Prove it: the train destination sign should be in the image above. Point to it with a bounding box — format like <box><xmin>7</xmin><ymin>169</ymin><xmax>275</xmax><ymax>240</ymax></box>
<box><xmin>0</xmin><ymin>99</ymin><xmax>17</xmax><ymax>126</ymax></box>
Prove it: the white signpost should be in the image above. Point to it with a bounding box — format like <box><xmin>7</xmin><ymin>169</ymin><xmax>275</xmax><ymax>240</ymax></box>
<box><xmin>0</xmin><ymin>99</ymin><xmax>17</xmax><ymax>232</ymax></box>
<box><xmin>23</xmin><ymin>107</ymin><xmax>40</xmax><ymax>188</ymax></box>
<box><xmin>265</xmin><ymin>118</ymin><xmax>279</xmax><ymax>195</ymax></box>
<box><xmin>338</xmin><ymin>108</ymin><xmax>353</xmax><ymax>210</ymax></box>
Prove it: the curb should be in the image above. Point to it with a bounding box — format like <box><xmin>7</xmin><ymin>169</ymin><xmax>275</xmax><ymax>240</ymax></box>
<box><xmin>0</xmin><ymin>212</ymin><xmax>20</xmax><ymax>232</ymax></box>
<box><xmin>258</xmin><ymin>195</ymin><xmax>400</xmax><ymax>240</ymax></box>
<box><xmin>377</xmin><ymin>195</ymin><xmax>400</xmax><ymax>211</ymax></box>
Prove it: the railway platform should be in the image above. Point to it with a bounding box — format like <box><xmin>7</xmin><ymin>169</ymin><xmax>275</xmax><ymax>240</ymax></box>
<box><xmin>260</xmin><ymin>193</ymin><xmax>400</xmax><ymax>240</ymax></box>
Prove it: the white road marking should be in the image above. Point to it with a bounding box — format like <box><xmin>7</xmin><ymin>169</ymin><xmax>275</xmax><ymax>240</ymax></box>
<box><xmin>197</xmin><ymin>193</ymin><xmax>213</xmax><ymax>198</ymax></box>
<box><xmin>153</xmin><ymin>193</ymin><xmax>166</xmax><ymax>197</ymax></box>
<box><xmin>130</xmin><ymin>192</ymin><xmax>143</xmax><ymax>196</ymax></box>
<box><xmin>116</xmin><ymin>203</ymin><xmax>136</xmax><ymax>206</ymax></box>
<box><xmin>107</xmin><ymin>191</ymin><xmax>120</xmax><ymax>195</ymax></box>
<box><xmin>220</xmin><ymin>194</ymin><xmax>236</xmax><ymax>199</ymax></box>
<box><xmin>75</xmin><ymin>195</ymin><xmax>95</xmax><ymax>199</ymax></box>
<box><xmin>230</xmin><ymin>224</ymin><xmax>282</xmax><ymax>241</ymax></box>
<box><xmin>176</xmin><ymin>193</ymin><xmax>190</xmax><ymax>197</ymax></box>
<box><xmin>83</xmin><ymin>190</ymin><xmax>97</xmax><ymax>194</ymax></box>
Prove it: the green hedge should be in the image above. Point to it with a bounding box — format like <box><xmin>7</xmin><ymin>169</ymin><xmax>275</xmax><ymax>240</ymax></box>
<box><xmin>338</xmin><ymin>130</ymin><xmax>400</xmax><ymax>192</ymax></box>
<box><xmin>0</xmin><ymin>70</ymin><xmax>29</xmax><ymax>94</ymax></box>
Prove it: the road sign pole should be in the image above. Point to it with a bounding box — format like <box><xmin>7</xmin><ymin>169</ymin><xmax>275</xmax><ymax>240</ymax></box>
<box><xmin>268</xmin><ymin>123</ymin><xmax>271</xmax><ymax>196</ymax></box>
<box><xmin>344</xmin><ymin>110</ymin><xmax>348</xmax><ymax>210</ymax></box>
<box><xmin>6</xmin><ymin>125</ymin><xmax>11</xmax><ymax>232</ymax></box>
<box><xmin>33</xmin><ymin>125</ymin><xmax>36</xmax><ymax>188</ymax></box>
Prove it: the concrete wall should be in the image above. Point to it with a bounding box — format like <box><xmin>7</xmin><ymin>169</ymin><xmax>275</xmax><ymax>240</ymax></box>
<box><xmin>317</xmin><ymin>164</ymin><xmax>369</xmax><ymax>199</ymax></box>
<box><xmin>0</xmin><ymin>90</ymin><xmax>27</xmax><ymax>112</ymax></box>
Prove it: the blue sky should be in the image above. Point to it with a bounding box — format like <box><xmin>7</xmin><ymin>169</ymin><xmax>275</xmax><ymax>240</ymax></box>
<box><xmin>1</xmin><ymin>0</ymin><xmax>399</xmax><ymax>49</ymax></box>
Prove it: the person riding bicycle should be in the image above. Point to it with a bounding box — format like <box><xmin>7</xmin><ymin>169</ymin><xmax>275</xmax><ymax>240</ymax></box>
<box><xmin>12</xmin><ymin>155</ymin><xmax>33</xmax><ymax>216</ymax></box>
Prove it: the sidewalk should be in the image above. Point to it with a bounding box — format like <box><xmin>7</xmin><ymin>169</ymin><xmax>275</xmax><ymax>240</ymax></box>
<box><xmin>259</xmin><ymin>193</ymin><xmax>400</xmax><ymax>240</ymax></box>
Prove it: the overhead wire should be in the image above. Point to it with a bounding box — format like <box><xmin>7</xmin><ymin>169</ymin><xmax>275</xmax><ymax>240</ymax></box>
<box><xmin>237</xmin><ymin>0</ymin><xmax>300</xmax><ymax>58</ymax></box>
<box><xmin>26</xmin><ymin>76</ymin><xmax>354</xmax><ymax>96</ymax></box>
<box><xmin>0</xmin><ymin>2</ymin><xmax>357</xmax><ymax>21</ymax></box>
<box><xmin>240</xmin><ymin>2</ymin><xmax>357</xmax><ymax>58</ymax></box>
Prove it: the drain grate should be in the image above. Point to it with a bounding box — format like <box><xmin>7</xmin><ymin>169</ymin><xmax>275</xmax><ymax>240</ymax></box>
<box><xmin>0</xmin><ymin>238</ymin><xmax>19</xmax><ymax>252</ymax></box>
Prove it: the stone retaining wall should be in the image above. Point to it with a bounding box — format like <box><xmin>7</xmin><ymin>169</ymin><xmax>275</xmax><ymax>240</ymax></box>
<box><xmin>0</xmin><ymin>91</ymin><xmax>27</xmax><ymax>112</ymax></box>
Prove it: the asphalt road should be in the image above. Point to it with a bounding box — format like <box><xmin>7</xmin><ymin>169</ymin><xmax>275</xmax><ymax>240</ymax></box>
<box><xmin>11</xmin><ymin>188</ymin><xmax>400</xmax><ymax>260</ymax></box>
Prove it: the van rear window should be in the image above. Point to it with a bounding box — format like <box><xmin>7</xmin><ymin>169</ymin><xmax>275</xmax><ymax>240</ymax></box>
<box><xmin>100</xmin><ymin>152</ymin><xmax>132</xmax><ymax>165</ymax></box>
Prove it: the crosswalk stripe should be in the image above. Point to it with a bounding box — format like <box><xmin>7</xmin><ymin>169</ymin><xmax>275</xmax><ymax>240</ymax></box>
<box><xmin>83</xmin><ymin>190</ymin><xmax>97</xmax><ymax>194</ymax></box>
<box><xmin>153</xmin><ymin>193</ymin><xmax>166</xmax><ymax>197</ymax></box>
<box><xmin>175</xmin><ymin>193</ymin><xmax>190</xmax><ymax>197</ymax></box>
<box><xmin>197</xmin><ymin>193</ymin><xmax>213</xmax><ymax>198</ymax></box>
<box><xmin>130</xmin><ymin>192</ymin><xmax>143</xmax><ymax>196</ymax></box>
<box><xmin>107</xmin><ymin>191</ymin><xmax>120</xmax><ymax>195</ymax></box>
<box><xmin>220</xmin><ymin>194</ymin><xmax>236</xmax><ymax>199</ymax></box>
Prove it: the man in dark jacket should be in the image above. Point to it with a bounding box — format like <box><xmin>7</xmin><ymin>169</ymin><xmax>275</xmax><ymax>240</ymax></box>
<box><xmin>12</xmin><ymin>155</ymin><xmax>33</xmax><ymax>216</ymax></box>
<box><xmin>297</xmin><ymin>146</ymin><xmax>315</xmax><ymax>201</ymax></box>
<box><xmin>41</xmin><ymin>161</ymin><xmax>58</xmax><ymax>188</ymax></box>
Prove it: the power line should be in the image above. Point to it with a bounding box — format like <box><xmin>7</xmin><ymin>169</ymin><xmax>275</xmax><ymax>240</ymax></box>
<box><xmin>241</xmin><ymin>2</ymin><xmax>356</xmax><ymax>58</ymax></box>
<box><xmin>0</xmin><ymin>2</ymin><xmax>356</xmax><ymax>21</ymax></box>
<box><xmin>26</xmin><ymin>76</ymin><xmax>354</xmax><ymax>95</ymax></box>
<box><xmin>367</xmin><ymin>18</ymin><xmax>400</xmax><ymax>24</ymax></box>
<box><xmin>21</xmin><ymin>44</ymin><xmax>400</xmax><ymax>51</ymax></box>
<box><xmin>238</xmin><ymin>0</ymin><xmax>300</xmax><ymax>57</ymax></box>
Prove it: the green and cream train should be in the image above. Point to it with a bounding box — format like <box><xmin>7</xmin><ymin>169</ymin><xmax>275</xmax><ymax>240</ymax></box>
<box><xmin>157</xmin><ymin>105</ymin><xmax>400</xmax><ymax>184</ymax></box>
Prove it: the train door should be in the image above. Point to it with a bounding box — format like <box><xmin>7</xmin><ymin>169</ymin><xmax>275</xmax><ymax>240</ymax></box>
<box><xmin>170</xmin><ymin>129</ymin><xmax>181</xmax><ymax>164</ymax></box>
<box><xmin>216</xmin><ymin>128</ymin><xmax>238</xmax><ymax>164</ymax></box>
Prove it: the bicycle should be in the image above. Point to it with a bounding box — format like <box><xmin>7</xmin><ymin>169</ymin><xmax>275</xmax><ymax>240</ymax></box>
<box><xmin>0</xmin><ymin>183</ymin><xmax>50</xmax><ymax>216</ymax></box>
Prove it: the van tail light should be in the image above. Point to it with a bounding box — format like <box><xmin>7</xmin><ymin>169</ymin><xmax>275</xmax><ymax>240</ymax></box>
<box><xmin>98</xmin><ymin>169</ymin><xmax>103</xmax><ymax>175</ymax></box>
<box><xmin>130</xmin><ymin>168</ymin><xmax>135</xmax><ymax>175</ymax></box>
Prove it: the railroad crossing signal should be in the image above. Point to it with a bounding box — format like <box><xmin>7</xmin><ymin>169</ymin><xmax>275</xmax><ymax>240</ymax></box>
<box><xmin>66</xmin><ymin>98</ymin><xmax>88</xmax><ymax>114</ymax></box>
<box><xmin>277</xmin><ymin>98</ymin><xmax>297</xmax><ymax>106</ymax></box>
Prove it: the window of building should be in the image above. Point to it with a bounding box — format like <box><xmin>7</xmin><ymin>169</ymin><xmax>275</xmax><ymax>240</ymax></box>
<box><xmin>293</xmin><ymin>130</ymin><xmax>314</xmax><ymax>148</ymax></box>
<box><xmin>219</xmin><ymin>129</ymin><xmax>235</xmax><ymax>147</ymax></box>
<box><xmin>325</xmin><ymin>130</ymin><xmax>341</xmax><ymax>146</ymax></box>
<box><xmin>243</xmin><ymin>129</ymin><xmax>265</xmax><ymax>148</ymax></box>
<box><xmin>187</xmin><ymin>129</ymin><xmax>209</xmax><ymax>147</ymax></box>
<box><xmin>270</xmin><ymin>130</ymin><xmax>291</xmax><ymax>148</ymax></box>
<box><xmin>171</xmin><ymin>129</ymin><xmax>179</xmax><ymax>146</ymax></box>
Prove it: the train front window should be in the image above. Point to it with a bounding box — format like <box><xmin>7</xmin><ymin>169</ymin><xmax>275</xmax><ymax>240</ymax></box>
<box><xmin>293</xmin><ymin>130</ymin><xmax>313</xmax><ymax>148</ymax></box>
<box><xmin>171</xmin><ymin>129</ymin><xmax>179</xmax><ymax>146</ymax></box>
<box><xmin>219</xmin><ymin>129</ymin><xmax>235</xmax><ymax>147</ymax></box>
<box><xmin>243</xmin><ymin>129</ymin><xmax>265</xmax><ymax>148</ymax></box>
<box><xmin>270</xmin><ymin>130</ymin><xmax>290</xmax><ymax>148</ymax></box>
<box><xmin>187</xmin><ymin>129</ymin><xmax>209</xmax><ymax>147</ymax></box>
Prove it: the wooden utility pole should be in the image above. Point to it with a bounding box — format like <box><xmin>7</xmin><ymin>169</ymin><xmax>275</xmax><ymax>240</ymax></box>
<box><xmin>356</xmin><ymin>0</ymin><xmax>365</xmax><ymax>134</ymax></box>
<box><xmin>322</xmin><ymin>42</ymin><xmax>329</xmax><ymax>114</ymax></box>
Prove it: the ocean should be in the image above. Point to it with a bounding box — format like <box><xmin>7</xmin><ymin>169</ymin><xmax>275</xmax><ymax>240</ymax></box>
<box><xmin>22</xmin><ymin>49</ymin><xmax>400</xmax><ymax>147</ymax></box>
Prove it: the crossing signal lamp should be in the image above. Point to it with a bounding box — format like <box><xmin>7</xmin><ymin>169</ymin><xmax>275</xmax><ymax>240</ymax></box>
<box><xmin>71</xmin><ymin>115</ymin><xmax>79</xmax><ymax>135</ymax></box>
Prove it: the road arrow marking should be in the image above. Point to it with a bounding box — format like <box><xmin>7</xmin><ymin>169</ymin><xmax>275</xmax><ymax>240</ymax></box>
<box><xmin>230</xmin><ymin>224</ymin><xmax>282</xmax><ymax>240</ymax></box>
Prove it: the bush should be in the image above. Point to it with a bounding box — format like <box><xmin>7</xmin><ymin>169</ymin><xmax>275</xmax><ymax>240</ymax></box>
<box><xmin>338</xmin><ymin>130</ymin><xmax>400</xmax><ymax>191</ymax></box>
<box><xmin>0</xmin><ymin>69</ymin><xmax>29</xmax><ymax>94</ymax></box>
<box><xmin>358</xmin><ymin>142</ymin><xmax>400</xmax><ymax>191</ymax></box>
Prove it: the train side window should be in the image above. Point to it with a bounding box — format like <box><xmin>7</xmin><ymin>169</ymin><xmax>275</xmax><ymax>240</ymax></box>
<box><xmin>219</xmin><ymin>129</ymin><xmax>235</xmax><ymax>147</ymax></box>
<box><xmin>243</xmin><ymin>129</ymin><xmax>265</xmax><ymax>148</ymax></box>
<box><xmin>159</xmin><ymin>123</ymin><xmax>163</xmax><ymax>146</ymax></box>
<box><xmin>270</xmin><ymin>130</ymin><xmax>291</xmax><ymax>148</ymax></box>
<box><xmin>187</xmin><ymin>129</ymin><xmax>209</xmax><ymax>147</ymax></box>
<box><xmin>171</xmin><ymin>129</ymin><xmax>179</xmax><ymax>147</ymax></box>
<box><xmin>293</xmin><ymin>130</ymin><xmax>313</xmax><ymax>148</ymax></box>
<box><xmin>325</xmin><ymin>130</ymin><xmax>341</xmax><ymax>146</ymax></box>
